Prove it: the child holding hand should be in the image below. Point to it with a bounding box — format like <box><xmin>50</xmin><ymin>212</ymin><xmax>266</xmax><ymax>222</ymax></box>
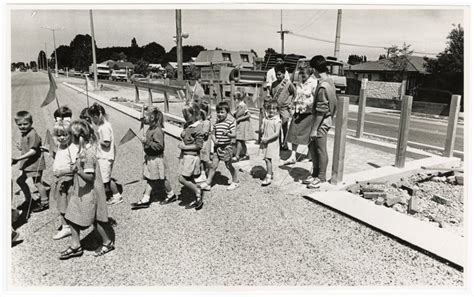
<box><xmin>60</xmin><ymin>120</ymin><xmax>115</xmax><ymax>260</ymax></box>
<box><xmin>258</xmin><ymin>101</ymin><xmax>282</xmax><ymax>186</ymax></box>
<box><xmin>131</xmin><ymin>108</ymin><xmax>176</xmax><ymax>210</ymax></box>
<box><xmin>195</xmin><ymin>101</ymin><xmax>212</xmax><ymax>183</ymax></box>
<box><xmin>179</xmin><ymin>103</ymin><xmax>204</xmax><ymax>210</ymax></box>
<box><xmin>12</xmin><ymin>111</ymin><xmax>48</xmax><ymax>213</ymax></box>
<box><xmin>50</xmin><ymin>120</ymin><xmax>79</xmax><ymax>240</ymax></box>
<box><xmin>232</xmin><ymin>89</ymin><xmax>254</xmax><ymax>162</ymax></box>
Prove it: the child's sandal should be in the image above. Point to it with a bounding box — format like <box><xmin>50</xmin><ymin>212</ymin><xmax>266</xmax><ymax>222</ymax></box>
<box><xmin>94</xmin><ymin>242</ymin><xmax>115</xmax><ymax>257</ymax></box>
<box><xmin>59</xmin><ymin>246</ymin><xmax>83</xmax><ymax>260</ymax></box>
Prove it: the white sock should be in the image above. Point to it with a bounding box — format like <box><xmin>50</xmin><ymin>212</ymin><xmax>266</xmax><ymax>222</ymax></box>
<box><xmin>142</xmin><ymin>195</ymin><xmax>150</xmax><ymax>202</ymax></box>
<box><xmin>113</xmin><ymin>193</ymin><xmax>122</xmax><ymax>199</ymax></box>
<box><xmin>166</xmin><ymin>191</ymin><xmax>175</xmax><ymax>198</ymax></box>
<box><xmin>63</xmin><ymin>225</ymin><xmax>70</xmax><ymax>229</ymax></box>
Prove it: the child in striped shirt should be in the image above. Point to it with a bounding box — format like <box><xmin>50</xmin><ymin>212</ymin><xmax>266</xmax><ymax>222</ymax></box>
<box><xmin>199</xmin><ymin>102</ymin><xmax>240</xmax><ymax>191</ymax></box>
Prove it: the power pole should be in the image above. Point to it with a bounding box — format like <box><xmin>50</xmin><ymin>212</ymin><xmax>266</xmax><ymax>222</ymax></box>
<box><xmin>90</xmin><ymin>10</ymin><xmax>98</xmax><ymax>89</ymax></box>
<box><xmin>277</xmin><ymin>10</ymin><xmax>290</xmax><ymax>54</ymax></box>
<box><xmin>334</xmin><ymin>9</ymin><xmax>342</xmax><ymax>59</ymax></box>
<box><xmin>42</xmin><ymin>27</ymin><xmax>63</xmax><ymax>77</ymax></box>
<box><xmin>176</xmin><ymin>9</ymin><xmax>183</xmax><ymax>81</ymax></box>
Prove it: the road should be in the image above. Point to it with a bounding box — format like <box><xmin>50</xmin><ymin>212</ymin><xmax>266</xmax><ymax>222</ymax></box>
<box><xmin>10</xmin><ymin>72</ymin><xmax>463</xmax><ymax>286</ymax></box>
<box><xmin>99</xmin><ymin>78</ymin><xmax>464</xmax><ymax>152</ymax></box>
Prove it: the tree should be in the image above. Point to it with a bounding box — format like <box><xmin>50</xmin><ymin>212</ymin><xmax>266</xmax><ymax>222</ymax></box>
<box><xmin>347</xmin><ymin>54</ymin><xmax>365</xmax><ymax>65</ymax></box>
<box><xmin>378</xmin><ymin>54</ymin><xmax>386</xmax><ymax>60</ymax></box>
<box><xmin>54</xmin><ymin>45</ymin><xmax>73</xmax><ymax>69</ymax></box>
<box><xmin>131</xmin><ymin>37</ymin><xmax>138</xmax><ymax>48</ymax></box>
<box><xmin>134</xmin><ymin>59</ymin><xmax>149</xmax><ymax>76</ymax></box>
<box><xmin>70</xmin><ymin>34</ymin><xmax>93</xmax><ymax>72</ymax></box>
<box><xmin>386</xmin><ymin>43</ymin><xmax>414</xmax><ymax>80</ymax></box>
<box><xmin>184</xmin><ymin>64</ymin><xmax>200</xmax><ymax>80</ymax></box>
<box><xmin>37</xmin><ymin>50</ymin><xmax>47</xmax><ymax>70</ymax></box>
<box><xmin>30</xmin><ymin>61</ymin><xmax>37</xmax><ymax>69</ymax></box>
<box><xmin>142</xmin><ymin>42</ymin><xmax>166</xmax><ymax>63</ymax></box>
<box><xmin>425</xmin><ymin>24</ymin><xmax>463</xmax><ymax>74</ymax></box>
<box><xmin>265</xmin><ymin>48</ymin><xmax>276</xmax><ymax>56</ymax></box>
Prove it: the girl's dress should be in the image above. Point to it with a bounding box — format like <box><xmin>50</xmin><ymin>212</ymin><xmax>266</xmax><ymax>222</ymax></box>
<box><xmin>50</xmin><ymin>143</ymin><xmax>79</xmax><ymax>214</ymax></box>
<box><xmin>200</xmin><ymin>119</ymin><xmax>211</xmax><ymax>163</ymax></box>
<box><xmin>65</xmin><ymin>144</ymin><xmax>109</xmax><ymax>227</ymax></box>
<box><xmin>258</xmin><ymin>115</ymin><xmax>281</xmax><ymax>163</ymax></box>
<box><xmin>233</xmin><ymin>101</ymin><xmax>255</xmax><ymax>141</ymax></box>
<box><xmin>179</xmin><ymin>121</ymin><xmax>204</xmax><ymax>177</ymax></box>
<box><xmin>143</xmin><ymin>125</ymin><xmax>167</xmax><ymax>180</ymax></box>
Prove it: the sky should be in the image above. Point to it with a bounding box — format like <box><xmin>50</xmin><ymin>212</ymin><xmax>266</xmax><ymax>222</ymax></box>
<box><xmin>9</xmin><ymin>6</ymin><xmax>465</xmax><ymax>64</ymax></box>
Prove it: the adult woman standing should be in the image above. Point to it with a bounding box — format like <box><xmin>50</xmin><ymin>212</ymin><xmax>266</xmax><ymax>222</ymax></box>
<box><xmin>305</xmin><ymin>55</ymin><xmax>337</xmax><ymax>189</ymax></box>
<box><xmin>284</xmin><ymin>64</ymin><xmax>318</xmax><ymax>165</ymax></box>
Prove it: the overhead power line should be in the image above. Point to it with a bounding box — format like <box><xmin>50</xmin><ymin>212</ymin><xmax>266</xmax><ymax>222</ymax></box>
<box><xmin>288</xmin><ymin>32</ymin><xmax>438</xmax><ymax>56</ymax></box>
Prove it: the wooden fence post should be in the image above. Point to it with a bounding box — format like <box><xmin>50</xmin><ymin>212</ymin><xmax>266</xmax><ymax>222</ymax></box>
<box><xmin>163</xmin><ymin>91</ymin><xmax>170</xmax><ymax>113</ymax></box>
<box><xmin>395</xmin><ymin>95</ymin><xmax>413</xmax><ymax>168</ymax></box>
<box><xmin>148</xmin><ymin>88</ymin><xmax>153</xmax><ymax>106</ymax></box>
<box><xmin>135</xmin><ymin>85</ymin><xmax>140</xmax><ymax>103</ymax></box>
<box><xmin>444</xmin><ymin>95</ymin><xmax>461</xmax><ymax>157</ymax></box>
<box><xmin>356</xmin><ymin>78</ymin><xmax>368</xmax><ymax>138</ymax></box>
<box><xmin>331</xmin><ymin>96</ymin><xmax>350</xmax><ymax>185</ymax></box>
<box><xmin>399</xmin><ymin>80</ymin><xmax>407</xmax><ymax>100</ymax></box>
<box><xmin>258</xmin><ymin>85</ymin><xmax>264</xmax><ymax>144</ymax></box>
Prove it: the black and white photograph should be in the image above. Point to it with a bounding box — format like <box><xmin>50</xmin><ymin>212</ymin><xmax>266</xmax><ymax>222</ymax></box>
<box><xmin>4</xmin><ymin>1</ymin><xmax>471</xmax><ymax>294</ymax></box>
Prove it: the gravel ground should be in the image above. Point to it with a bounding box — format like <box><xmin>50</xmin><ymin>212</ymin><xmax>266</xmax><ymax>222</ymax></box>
<box><xmin>10</xmin><ymin>72</ymin><xmax>464</xmax><ymax>287</ymax></box>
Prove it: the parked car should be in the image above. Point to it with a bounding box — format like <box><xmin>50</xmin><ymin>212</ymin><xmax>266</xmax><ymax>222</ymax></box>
<box><xmin>130</xmin><ymin>73</ymin><xmax>145</xmax><ymax>83</ymax></box>
<box><xmin>111</xmin><ymin>69</ymin><xmax>128</xmax><ymax>82</ymax></box>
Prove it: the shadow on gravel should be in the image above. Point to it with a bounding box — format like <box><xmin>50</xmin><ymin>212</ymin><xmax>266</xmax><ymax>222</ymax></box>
<box><xmin>80</xmin><ymin>219</ymin><xmax>116</xmax><ymax>251</ymax></box>
<box><xmin>250</xmin><ymin>166</ymin><xmax>266</xmax><ymax>180</ymax></box>
<box><xmin>278</xmin><ymin>165</ymin><xmax>311</xmax><ymax>183</ymax></box>
<box><xmin>212</xmin><ymin>172</ymin><xmax>230</xmax><ymax>186</ymax></box>
<box><xmin>178</xmin><ymin>187</ymin><xmax>198</xmax><ymax>207</ymax></box>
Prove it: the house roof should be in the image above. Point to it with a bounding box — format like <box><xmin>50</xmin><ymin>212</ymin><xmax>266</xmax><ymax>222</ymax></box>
<box><xmin>346</xmin><ymin>56</ymin><xmax>428</xmax><ymax>74</ymax></box>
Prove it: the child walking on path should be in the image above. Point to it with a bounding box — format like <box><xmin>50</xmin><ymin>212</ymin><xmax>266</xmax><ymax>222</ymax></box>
<box><xmin>195</xmin><ymin>102</ymin><xmax>212</xmax><ymax>183</ymax></box>
<box><xmin>232</xmin><ymin>89</ymin><xmax>254</xmax><ymax>162</ymax></box>
<box><xmin>50</xmin><ymin>120</ymin><xmax>79</xmax><ymax>240</ymax></box>
<box><xmin>12</xmin><ymin>111</ymin><xmax>48</xmax><ymax>213</ymax></box>
<box><xmin>88</xmin><ymin>103</ymin><xmax>123</xmax><ymax>205</ymax></box>
<box><xmin>200</xmin><ymin>102</ymin><xmax>240</xmax><ymax>191</ymax></box>
<box><xmin>60</xmin><ymin>120</ymin><xmax>115</xmax><ymax>260</ymax></box>
<box><xmin>179</xmin><ymin>103</ymin><xmax>204</xmax><ymax>210</ymax></box>
<box><xmin>131</xmin><ymin>108</ymin><xmax>176</xmax><ymax>210</ymax></box>
<box><xmin>258</xmin><ymin>101</ymin><xmax>282</xmax><ymax>186</ymax></box>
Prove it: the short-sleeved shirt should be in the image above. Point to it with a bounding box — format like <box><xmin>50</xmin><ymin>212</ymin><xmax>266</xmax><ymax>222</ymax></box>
<box><xmin>20</xmin><ymin>128</ymin><xmax>46</xmax><ymax>172</ymax></box>
<box><xmin>96</xmin><ymin>120</ymin><xmax>115</xmax><ymax>160</ymax></box>
<box><xmin>144</xmin><ymin>126</ymin><xmax>164</xmax><ymax>157</ymax></box>
<box><xmin>180</xmin><ymin>121</ymin><xmax>204</xmax><ymax>156</ymax></box>
<box><xmin>270</xmin><ymin>78</ymin><xmax>296</xmax><ymax>110</ymax></box>
<box><xmin>294</xmin><ymin>75</ymin><xmax>318</xmax><ymax>114</ymax></box>
<box><xmin>265</xmin><ymin>68</ymin><xmax>290</xmax><ymax>88</ymax></box>
<box><xmin>53</xmin><ymin>143</ymin><xmax>79</xmax><ymax>176</ymax></box>
<box><xmin>213</xmin><ymin>115</ymin><xmax>236</xmax><ymax>146</ymax></box>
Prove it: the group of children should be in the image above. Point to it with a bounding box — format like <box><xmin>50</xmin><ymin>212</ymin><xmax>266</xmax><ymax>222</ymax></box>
<box><xmin>12</xmin><ymin>103</ymin><xmax>121</xmax><ymax>260</ymax></box>
<box><xmin>11</xmin><ymin>86</ymin><xmax>286</xmax><ymax>258</ymax></box>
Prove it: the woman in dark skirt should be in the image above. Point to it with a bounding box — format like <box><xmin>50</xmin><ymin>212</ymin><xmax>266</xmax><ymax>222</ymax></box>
<box><xmin>285</xmin><ymin>65</ymin><xmax>319</xmax><ymax>165</ymax></box>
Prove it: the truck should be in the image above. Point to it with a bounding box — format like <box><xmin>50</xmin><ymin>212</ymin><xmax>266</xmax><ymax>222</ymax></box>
<box><xmin>292</xmin><ymin>56</ymin><xmax>347</xmax><ymax>93</ymax></box>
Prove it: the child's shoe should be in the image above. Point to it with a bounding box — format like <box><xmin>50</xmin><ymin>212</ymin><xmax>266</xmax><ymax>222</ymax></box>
<box><xmin>261</xmin><ymin>175</ymin><xmax>272</xmax><ymax>187</ymax></box>
<box><xmin>195</xmin><ymin>174</ymin><xmax>207</xmax><ymax>183</ymax></box>
<box><xmin>227</xmin><ymin>182</ymin><xmax>240</xmax><ymax>191</ymax></box>
<box><xmin>12</xmin><ymin>230</ymin><xmax>19</xmax><ymax>242</ymax></box>
<box><xmin>53</xmin><ymin>225</ymin><xmax>72</xmax><ymax>240</ymax></box>
<box><xmin>199</xmin><ymin>182</ymin><xmax>211</xmax><ymax>191</ymax></box>
<box><xmin>307</xmin><ymin>178</ymin><xmax>325</xmax><ymax>189</ymax></box>
<box><xmin>107</xmin><ymin>195</ymin><xmax>123</xmax><ymax>206</ymax></box>
<box><xmin>31</xmin><ymin>202</ymin><xmax>49</xmax><ymax>213</ymax></box>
